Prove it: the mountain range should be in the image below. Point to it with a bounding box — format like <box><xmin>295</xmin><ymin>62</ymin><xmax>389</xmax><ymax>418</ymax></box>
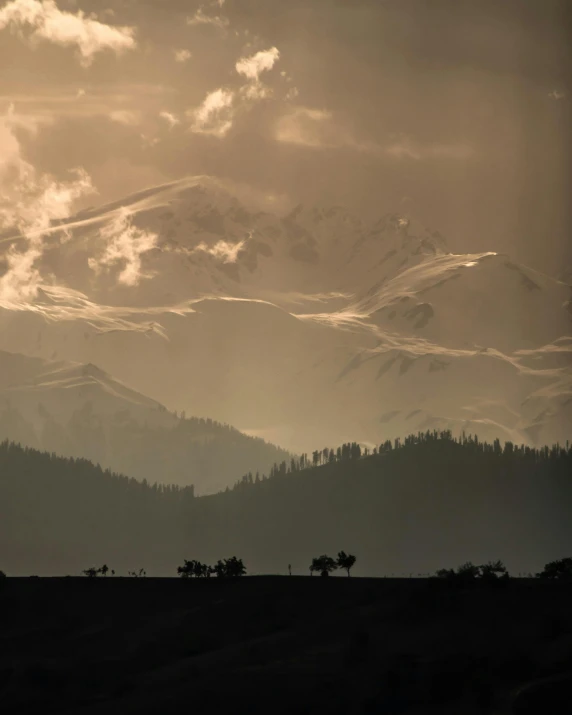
<box><xmin>1</xmin><ymin>176</ymin><xmax>570</xmax><ymax>462</ymax></box>
<box><xmin>0</xmin><ymin>350</ymin><xmax>290</xmax><ymax>494</ymax></box>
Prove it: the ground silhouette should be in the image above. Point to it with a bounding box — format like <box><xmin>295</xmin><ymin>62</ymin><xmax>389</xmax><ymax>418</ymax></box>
<box><xmin>1</xmin><ymin>576</ymin><xmax>571</xmax><ymax>713</ymax></box>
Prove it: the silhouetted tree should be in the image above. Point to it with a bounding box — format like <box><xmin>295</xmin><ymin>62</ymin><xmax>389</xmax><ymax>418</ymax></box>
<box><xmin>310</xmin><ymin>555</ymin><xmax>337</xmax><ymax>577</ymax></box>
<box><xmin>436</xmin><ymin>561</ymin><xmax>509</xmax><ymax>585</ymax></box>
<box><xmin>435</xmin><ymin>562</ymin><xmax>479</xmax><ymax>585</ymax></box>
<box><xmin>536</xmin><ymin>557</ymin><xmax>572</xmax><ymax>581</ymax></box>
<box><xmin>82</xmin><ymin>567</ymin><xmax>99</xmax><ymax>578</ymax></box>
<box><xmin>127</xmin><ymin>568</ymin><xmax>146</xmax><ymax>577</ymax></box>
<box><xmin>479</xmin><ymin>560</ymin><xmax>509</xmax><ymax>582</ymax></box>
<box><xmin>225</xmin><ymin>556</ymin><xmax>246</xmax><ymax>577</ymax></box>
<box><xmin>456</xmin><ymin>562</ymin><xmax>480</xmax><ymax>583</ymax></box>
<box><xmin>337</xmin><ymin>551</ymin><xmax>357</xmax><ymax>577</ymax></box>
<box><xmin>177</xmin><ymin>559</ymin><xmax>199</xmax><ymax>578</ymax></box>
<box><xmin>212</xmin><ymin>557</ymin><xmax>246</xmax><ymax>577</ymax></box>
<box><xmin>99</xmin><ymin>564</ymin><xmax>109</xmax><ymax>577</ymax></box>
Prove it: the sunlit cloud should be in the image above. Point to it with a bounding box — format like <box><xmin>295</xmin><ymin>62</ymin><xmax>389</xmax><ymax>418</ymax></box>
<box><xmin>1</xmin><ymin>100</ymin><xmax>51</xmax><ymax>135</ymax></box>
<box><xmin>174</xmin><ymin>48</ymin><xmax>191</xmax><ymax>63</ymax></box>
<box><xmin>0</xmin><ymin>121</ymin><xmax>95</xmax><ymax>308</ymax></box>
<box><xmin>235</xmin><ymin>47</ymin><xmax>280</xmax><ymax>82</ymax></box>
<box><xmin>0</xmin><ymin>0</ymin><xmax>136</xmax><ymax>67</ymax></box>
<box><xmin>236</xmin><ymin>46</ymin><xmax>280</xmax><ymax>100</ymax></box>
<box><xmin>194</xmin><ymin>239</ymin><xmax>246</xmax><ymax>263</ymax></box>
<box><xmin>159</xmin><ymin>110</ymin><xmax>180</xmax><ymax>129</ymax></box>
<box><xmin>187</xmin><ymin>47</ymin><xmax>281</xmax><ymax>137</ymax></box>
<box><xmin>88</xmin><ymin>208</ymin><xmax>157</xmax><ymax>287</ymax></box>
<box><xmin>548</xmin><ymin>89</ymin><xmax>566</xmax><ymax>101</ymax></box>
<box><xmin>188</xmin><ymin>87</ymin><xmax>235</xmax><ymax>137</ymax></box>
<box><xmin>1</xmin><ymin>281</ymin><xmax>179</xmax><ymax>336</ymax></box>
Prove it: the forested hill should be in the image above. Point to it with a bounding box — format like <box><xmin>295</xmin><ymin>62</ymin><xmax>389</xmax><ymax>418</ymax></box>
<box><xmin>0</xmin><ymin>403</ymin><xmax>292</xmax><ymax>494</ymax></box>
<box><xmin>1</xmin><ymin>432</ymin><xmax>571</xmax><ymax>577</ymax></box>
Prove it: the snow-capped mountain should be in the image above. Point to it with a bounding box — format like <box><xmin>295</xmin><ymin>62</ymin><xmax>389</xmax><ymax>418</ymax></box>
<box><xmin>0</xmin><ymin>176</ymin><xmax>570</xmax><ymax>454</ymax></box>
<box><xmin>0</xmin><ymin>349</ymin><xmax>291</xmax><ymax>493</ymax></box>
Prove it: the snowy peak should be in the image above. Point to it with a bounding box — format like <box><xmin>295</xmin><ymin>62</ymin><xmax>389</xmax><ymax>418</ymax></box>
<box><xmin>1</xmin><ymin>355</ymin><xmax>163</xmax><ymax>412</ymax></box>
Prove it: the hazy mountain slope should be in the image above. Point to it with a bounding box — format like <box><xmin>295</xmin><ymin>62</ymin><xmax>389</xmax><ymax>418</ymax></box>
<box><xmin>1</xmin><ymin>176</ymin><xmax>570</xmax><ymax>451</ymax></box>
<box><xmin>1</xmin><ymin>435</ymin><xmax>571</xmax><ymax>577</ymax></box>
<box><xmin>0</xmin><ymin>350</ymin><xmax>291</xmax><ymax>493</ymax></box>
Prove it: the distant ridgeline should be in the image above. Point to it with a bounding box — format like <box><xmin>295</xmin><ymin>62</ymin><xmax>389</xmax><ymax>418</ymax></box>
<box><xmin>0</xmin><ymin>406</ymin><xmax>291</xmax><ymax>494</ymax></box>
<box><xmin>1</xmin><ymin>431</ymin><xmax>571</xmax><ymax>577</ymax></box>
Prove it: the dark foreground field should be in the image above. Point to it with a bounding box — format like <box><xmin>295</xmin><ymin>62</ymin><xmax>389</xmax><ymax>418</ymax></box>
<box><xmin>1</xmin><ymin>577</ymin><xmax>572</xmax><ymax>714</ymax></box>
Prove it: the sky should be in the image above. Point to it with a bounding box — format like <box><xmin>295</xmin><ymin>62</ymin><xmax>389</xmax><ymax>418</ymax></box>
<box><xmin>1</xmin><ymin>0</ymin><xmax>571</xmax><ymax>274</ymax></box>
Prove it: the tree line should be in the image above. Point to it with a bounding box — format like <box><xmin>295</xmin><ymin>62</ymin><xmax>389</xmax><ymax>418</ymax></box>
<box><xmin>229</xmin><ymin>429</ymin><xmax>572</xmax><ymax>492</ymax></box>
<box><xmin>7</xmin><ymin>555</ymin><xmax>572</xmax><ymax>583</ymax></box>
<box><xmin>2</xmin><ymin>430</ymin><xmax>572</xmax><ymax>577</ymax></box>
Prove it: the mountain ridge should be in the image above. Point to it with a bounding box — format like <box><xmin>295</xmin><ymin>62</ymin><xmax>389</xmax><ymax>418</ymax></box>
<box><xmin>0</xmin><ymin>176</ymin><xmax>570</xmax><ymax>452</ymax></box>
<box><xmin>0</xmin><ymin>349</ymin><xmax>292</xmax><ymax>493</ymax></box>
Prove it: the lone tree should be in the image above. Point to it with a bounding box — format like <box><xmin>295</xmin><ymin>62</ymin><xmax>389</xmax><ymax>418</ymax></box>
<box><xmin>337</xmin><ymin>551</ymin><xmax>357</xmax><ymax>577</ymax></box>
<box><xmin>310</xmin><ymin>555</ymin><xmax>338</xmax><ymax>577</ymax></box>
<box><xmin>536</xmin><ymin>557</ymin><xmax>572</xmax><ymax>581</ymax></box>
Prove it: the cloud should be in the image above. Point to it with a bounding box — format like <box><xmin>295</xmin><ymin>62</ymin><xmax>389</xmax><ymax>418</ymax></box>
<box><xmin>275</xmin><ymin>107</ymin><xmax>475</xmax><ymax>160</ymax></box>
<box><xmin>88</xmin><ymin>208</ymin><xmax>157</xmax><ymax>286</ymax></box>
<box><xmin>0</xmin><ymin>111</ymin><xmax>95</xmax><ymax>308</ymax></box>
<box><xmin>159</xmin><ymin>110</ymin><xmax>180</xmax><ymax>129</ymax></box>
<box><xmin>0</xmin><ymin>109</ymin><xmax>27</xmax><ymax>182</ymax></box>
<box><xmin>274</xmin><ymin>106</ymin><xmax>357</xmax><ymax>149</ymax></box>
<box><xmin>188</xmin><ymin>87</ymin><xmax>235</xmax><ymax>137</ymax></box>
<box><xmin>0</xmin><ymin>0</ymin><xmax>136</xmax><ymax>67</ymax></box>
<box><xmin>285</xmin><ymin>86</ymin><xmax>299</xmax><ymax>102</ymax></box>
<box><xmin>548</xmin><ymin>89</ymin><xmax>566</xmax><ymax>100</ymax></box>
<box><xmin>236</xmin><ymin>46</ymin><xmax>280</xmax><ymax>99</ymax></box>
<box><xmin>187</xmin><ymin>47</ymin><xmax>281</xmax><ymax>137</ymax></box>
<box><xmin>109</xmin><ymin>109</ymin><xmax>141</xmax><ymax>126</ymax></box>
<box><xmin>186</xmin><ymin>7</ymin><xmax>228</xmax><ymax>30</ymax></box>
<box><xmin>384</xmin><ymin>135</ymin><xmax>475</xmax><ymax>160</ymax></box>
<box><xmin>174</xmin><ymin>48</ymin><xmax>191</xmax><ymax>63</ymax></box>
<box><xmin>235</xmin><ymin>47</ymin><xmax>280</xmax><ymax>82</ymax></box>
<box><xmin>194</xmin><ymin>239</ymin><xmax>246</xmax><ymax>263</ymax></box>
